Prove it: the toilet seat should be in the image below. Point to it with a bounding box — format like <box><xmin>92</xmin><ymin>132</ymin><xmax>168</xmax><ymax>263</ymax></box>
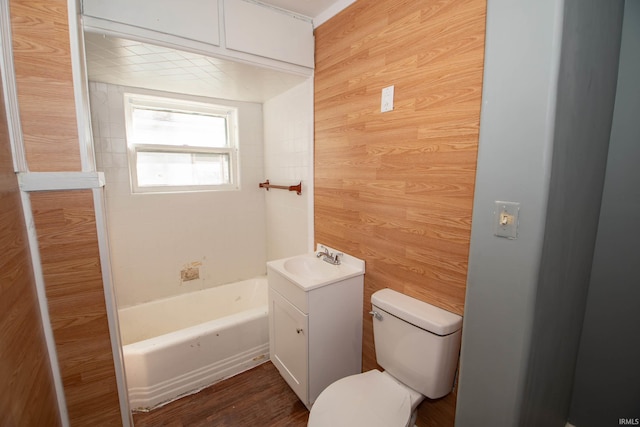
<box><xmin>307</xmin><ymin>370</ymin><xmax>414</xmax><ymax>427</ymax></box>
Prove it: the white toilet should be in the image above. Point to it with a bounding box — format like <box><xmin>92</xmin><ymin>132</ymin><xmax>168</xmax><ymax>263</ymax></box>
<box><xmin>307</xmin><ymin>288</ymin><xmax>463</xmax><ymax>427</ymax></box>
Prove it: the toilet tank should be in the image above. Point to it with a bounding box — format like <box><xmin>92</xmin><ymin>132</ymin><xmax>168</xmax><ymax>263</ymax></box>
<box><xmin>371</xmin><ymin>288</ymin><xmax>462</xmax><ymax>399</ymax></box>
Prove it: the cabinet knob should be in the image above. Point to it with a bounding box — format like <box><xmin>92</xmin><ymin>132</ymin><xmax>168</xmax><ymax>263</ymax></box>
<box><xmin>296</xmin><ymin>328</ymin><xmax>304</xmax><ymax>334</ymax></box>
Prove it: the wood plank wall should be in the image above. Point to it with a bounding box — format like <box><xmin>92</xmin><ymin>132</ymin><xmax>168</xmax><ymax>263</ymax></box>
<box><xmin>9</xmin><ymin>0</ymin><xmax>122</xmax><ymax>424</ymax></box>
<box><xmin>9</xmin><ymin>0</ymin><xmax>81</xmax><ymax>171</ymax></box>
<box><xmin>30</xmin><ymin>190</ymin><xmax>122</xmax><ymax>425</ymax></box>
<box><xmin>0</xmin><ymin>57</ymin><xmax>61</xmax><ymax>427</ymax></box>
<box><xmin>313</xmin><ymin>1</ymin><xmax>486</xmax><ymax>425</ymax></box>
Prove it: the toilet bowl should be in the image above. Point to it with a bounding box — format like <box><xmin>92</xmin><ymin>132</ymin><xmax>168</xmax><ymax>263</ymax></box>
<box><xmin>307</xmin><ymin>288</ymin><xmax>462</xmax><ymax>427</ymax></box>
<box><xmin>307</xmin><ymin>369</ymin><xmax>423</xmax><ymax>427</ymax></box>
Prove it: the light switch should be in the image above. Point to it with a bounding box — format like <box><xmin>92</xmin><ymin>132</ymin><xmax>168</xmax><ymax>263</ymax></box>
<box><xmin>381</xmin><ymin>85</ymin><xmax>394</xmax><ymax>112</ymax></box>
<box><xmin>494</xmin><ymin>201</ymin><xmax>520</xmax><ymax>239</ymax></box>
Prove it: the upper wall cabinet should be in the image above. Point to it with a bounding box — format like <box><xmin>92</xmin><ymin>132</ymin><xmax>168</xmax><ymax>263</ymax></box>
<box><xmin>82</xmin><ymin>0</ymin><xmax>314</xmax><ymax>71</ymax></box>
<box><xmin>83</xmin><ymin>0</ymin><xmax>221</xmax><ymax>46</ymax></box>
<box><xmin>224</xmin><ymin>0</ymin><xmax>314</xmax><ymax>68</ymax></box>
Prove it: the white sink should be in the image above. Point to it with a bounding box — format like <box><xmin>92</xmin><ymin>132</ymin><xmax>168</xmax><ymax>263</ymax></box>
<box><xmin>283</xmin><ymin>256</ymin><xmax>339</xmax><ymax>279</ymax></box>
<box><xmin>267</xmin><ymin>246</ymin><xmax>365</xmax><ymax>291</ymax></box>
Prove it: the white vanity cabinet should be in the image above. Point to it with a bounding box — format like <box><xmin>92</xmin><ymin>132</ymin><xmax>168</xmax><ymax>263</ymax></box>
<box><xmin>267</xmin><ymin>249</ymin><xmax>365</xmax><ymax>409</ymax></box>
<box><xmin>269</xmin><ymin>284</ymin><xmax>309</xmax><ymax>402</ymax></box>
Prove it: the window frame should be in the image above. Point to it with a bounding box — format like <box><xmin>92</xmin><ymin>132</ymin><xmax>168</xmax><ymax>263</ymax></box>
<box><xmin>123</xmin><ymin>92</ymin><xmax>239</xmax><ymax>194</ymax></box>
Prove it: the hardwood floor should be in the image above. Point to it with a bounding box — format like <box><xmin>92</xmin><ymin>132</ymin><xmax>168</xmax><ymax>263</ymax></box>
<box><xmin>132</xmin><ymin>362</ymin><xmax>310</xmax><ymax>427</ymax></box>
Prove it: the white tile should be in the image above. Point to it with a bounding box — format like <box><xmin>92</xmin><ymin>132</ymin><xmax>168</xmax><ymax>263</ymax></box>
<box><xmin>113</xmin><ymin>153</ymin><xmax>128</xmax><ymax>169</ymax></box>
<box><xmin>99</xmin><ymin>120</ymin><xmax>111</xmax><ymax>138</ymax></box>
<box><xmin>101</xmin><ymin>138</ymin><xmax>113</xmax><ymax>153</ymax></box>
<box><xmin>109</xmin><ymin>122</ymin><xmax>126</xmax><ymax>139</ymax></box>
<box><xmin>111</xmin><ymin>138</ymin><xmax>127</xmax><ymax>153</ymax></box>
<box><xmin>103</xmin><ymin>153</ymin><xmax>115</xmax><ymax>168</ymax></box>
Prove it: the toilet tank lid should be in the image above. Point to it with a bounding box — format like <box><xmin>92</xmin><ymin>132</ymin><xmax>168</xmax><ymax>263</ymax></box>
<box><xmin>371</xmin><ymin>288</ymin><xmax>462</xmax><ymax>336</ymax></box>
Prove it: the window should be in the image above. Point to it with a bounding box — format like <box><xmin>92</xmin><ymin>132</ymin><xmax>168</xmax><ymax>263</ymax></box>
<box><xmin>124</xmin><ymin>93</ymin><xmax>238</xmax><ymax>193</ymax></box>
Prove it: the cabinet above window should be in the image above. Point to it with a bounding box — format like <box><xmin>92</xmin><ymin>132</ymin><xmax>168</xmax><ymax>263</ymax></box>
<box><xmin>224</xmin><ymin>0</ymin><xmax>314</xmax><ymax>68</ymax></box>
<box><xmin>82</xmin><ymin>0</ymin><xmax>315</xmax><ymax>72</ymax></box>
<box><xmin>82</xmin><ymin>0</ymin><xmax>221</xmax><ymax>46</ymax></box>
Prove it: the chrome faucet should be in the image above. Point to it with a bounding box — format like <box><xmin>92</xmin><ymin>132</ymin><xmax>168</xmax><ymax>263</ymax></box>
<box><xmin>316</xmin><ymin>245</ymin><xmax>330</xmax><ymax>258</ymax></box>
<box><xmin>316</xmin><ymin>246</ymin><xmax>342</xmax><ymax>265</ymax></box>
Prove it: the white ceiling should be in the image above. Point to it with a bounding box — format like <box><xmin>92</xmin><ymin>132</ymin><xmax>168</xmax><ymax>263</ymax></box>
<box><xmin>84</xmin><ymin>32</ymin><xmax>308</xmax><ymax>103</ymax></box>
<box><xmin>84</xmin><ymin>0</ymin><xmax>353</xmax><ymax>104</ymax></box>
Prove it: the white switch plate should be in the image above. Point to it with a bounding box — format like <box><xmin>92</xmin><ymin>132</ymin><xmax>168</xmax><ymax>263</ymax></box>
<box><xmin>381</xmin><ymin>85</ymin><xmax>394</xmax><ymax>112</ymax></box>
<box><xmin>494</xmin><ymin>201</ymin><xmax>520</xmax><ymax>239</ymax></box>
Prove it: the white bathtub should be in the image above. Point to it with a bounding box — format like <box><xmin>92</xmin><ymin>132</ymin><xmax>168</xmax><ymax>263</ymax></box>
<box><xmin>118</xmin><ymin>276</ymin><xmax>269</xmax><ymax>411</ymax></box>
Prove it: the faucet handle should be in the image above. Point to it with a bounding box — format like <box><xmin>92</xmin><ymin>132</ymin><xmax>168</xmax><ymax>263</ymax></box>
<box><xmin>333</xmin><ymin>252</ymin><xmax>343</xmax><ymax>264</ymax></box>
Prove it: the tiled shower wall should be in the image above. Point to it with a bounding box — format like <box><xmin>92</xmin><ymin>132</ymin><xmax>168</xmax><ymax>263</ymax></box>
<box><xmin>89</xmin><ymin>82</ymin><xmax>267</xmax><ymax>307</ymax></box>
<box><xmin>263</xmin><ymin>79</ymin><xmax>313</xmax><ymax>260</ymax></box>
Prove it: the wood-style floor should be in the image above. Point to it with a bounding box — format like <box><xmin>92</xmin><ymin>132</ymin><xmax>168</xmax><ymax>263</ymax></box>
<box><xmin>132</xmin><ymin>362</ymin><xmax>309</xmax><ymax>426</ymax></box>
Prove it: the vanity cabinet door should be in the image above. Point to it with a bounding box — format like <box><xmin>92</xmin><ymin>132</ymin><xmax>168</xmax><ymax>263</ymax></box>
<box><xmin>269</xmin><ymin>289</ymin><xmax>309</xmax><ymax>404</ymax></box>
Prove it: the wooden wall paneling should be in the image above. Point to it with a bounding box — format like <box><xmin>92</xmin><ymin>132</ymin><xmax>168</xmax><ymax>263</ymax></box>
<box><xmin>9</xmin><ymin>0</ymin><xmax>125</xmax><ymax>423</ymax></box>
<box><xmin>9</xmin><ymin>0</ymin><xmax>81</xmax><ymax>171</ymax></box>
<box><xmin>30</xmin><ymin>190</ymin><xmax>122</xmax><ymax>426</ymax></box>
<box><xmin>314</xmin><ymin>0</ymin><xmax>486</xmax><ymax>425</ymax></box>
<box><xmin>0</xmin><ymin>59</ymin><xmax>61</xmax><ymax>427</ymax></box>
